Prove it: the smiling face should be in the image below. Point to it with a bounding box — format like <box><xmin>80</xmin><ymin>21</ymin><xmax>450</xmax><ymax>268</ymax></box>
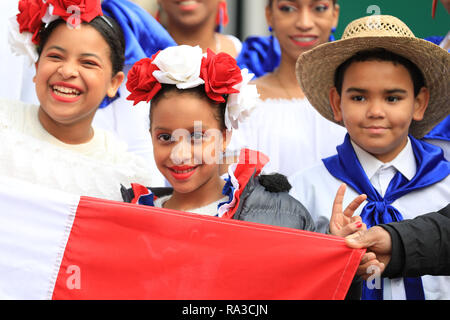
<box><xmin>158</xmin><ymin>0</ymin><xmax>221</xmax><ymax>28</ymax></box>
<box><xmin>330</xmin><ymin>60</ymin><xmax>429</xmax><ymax>163</ymax></box>
<box><xmin>266</xmin><ymin>0</ymin><xmax>339</xmax><ymax>63</ymax></box>
<box><xmin>34</xmin><ymin>23</ymin><xmax>123</xmax><ymax>141</ymax></box>
<box><xmin>150</xmin><ymin>89</ymin><xmax>228</xmax><ymax>197</ymax></box>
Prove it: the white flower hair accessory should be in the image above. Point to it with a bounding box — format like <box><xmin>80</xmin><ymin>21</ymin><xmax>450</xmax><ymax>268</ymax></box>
<box><xmin>225</xmin><ymin>68</ymin><xmax>259</xmax><ymax>130</ymax></box>
<box><xmin>126</xmin><ymin>45</ymin><xmax>259</xmax><ymax>130</ymax></box>
<box><xmin>152</xmin><ymin>45</ymin><xmax>205</xmax><ymax>89</ymax></box>
<box><xmin>8</xmin><ymin>0</ymin><xmax>52</xmax><ymax>65</ymax></box>
<box><xmin>8</xmin><ymin>16</ymin><xmax>39</xmax><ymax>65</ymax></box>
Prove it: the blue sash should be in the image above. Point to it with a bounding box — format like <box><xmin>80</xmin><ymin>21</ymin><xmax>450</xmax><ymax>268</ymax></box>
<box><xmin>99</xmin><ymin>0</ymin><xmax>176</xmax><ymax>108</ymax></box>
<box><xmin>323</xmin><ymin>134</ymin><xmax>449</xmax><ymax>300</ymax></box>
<box><xmin>424</xmin><ymin>116</ymin><xmax>450</xmax><ymax>142</ymax></box>
<box><xmin>423</xmin><ymin>37</ymin><xmax>449</xmax><ymax>142</ymax></box>
<box><xmin>102</xmin><ymin>0</ymin><xmax>176</xmax><ymax>66</ymax></box>
<box><xmin>236</xmin><ymin>36</ymin><xmax>281</xmax><ymax>79</ymax></box>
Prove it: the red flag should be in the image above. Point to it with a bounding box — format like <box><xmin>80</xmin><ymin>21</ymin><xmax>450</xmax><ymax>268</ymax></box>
<box><xmin>0</xmin><ymin>176</ymin><xmax>364</xmax><ymax>300</ymax></box>
<box><xmin>53</xmin><ymin>197</ymin><xmax>363</xmax><ymax>300</ymax></box>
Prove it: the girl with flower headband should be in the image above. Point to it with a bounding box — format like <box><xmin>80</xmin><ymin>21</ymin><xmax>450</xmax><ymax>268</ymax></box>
<box><xmin>0</xmin><ymin>0</ymin><xmax>152</xmax><ymax>201</ymax></box>
<box><xmin>155</xmin><ymin>0</ymin><xmax>241</xmax><ymax>58</ymax></box>
<box><xmin>122</xmin><ymin>44</ymin><xmax>367</xmax><ymax>240</ymax></box>
<box><xmin>228</xmin><ymin>0</ymin><xmax>347</xmax><ymax>177</ymax></box>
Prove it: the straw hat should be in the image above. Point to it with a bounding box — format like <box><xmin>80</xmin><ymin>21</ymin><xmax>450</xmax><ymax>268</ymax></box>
<box><xmin>296</xmin><ymin>15</ymin><xmax>450</xmax><ymax>138</ymax></box>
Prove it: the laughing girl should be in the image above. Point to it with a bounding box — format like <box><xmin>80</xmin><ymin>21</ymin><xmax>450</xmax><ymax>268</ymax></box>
<box><xmin>1</xmin><ymin>0</ymin><xmax>151</xmax><ymax>200</ymax></box>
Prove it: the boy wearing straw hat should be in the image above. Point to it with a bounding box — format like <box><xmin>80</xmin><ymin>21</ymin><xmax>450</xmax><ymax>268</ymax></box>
<box><xmin>289</xmin><ymin>15</ymin><xmax>449</xmax><ymax>300</ymax></box>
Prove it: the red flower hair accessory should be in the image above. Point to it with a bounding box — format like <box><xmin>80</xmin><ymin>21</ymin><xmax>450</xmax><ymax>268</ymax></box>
<box><xmin>126</xmin><ymin>52</ymin><xmax>162</xmax><ymax>106</ymax></box>
<box><xmin>9</xmin><ymin>0</ymin><xmax>103</xmax><ymax>64</ymax></box>
<box><xmin>47</xmin><ymin>0</ymin><xmax>103</xmax><ymax>28</ymax></box>
<box><xmin>200</xmin><ymin>48</ymin><xmax>242</xmax><ymax>103</ymax></box>
<box><xmin>126</xmin><ymin>45</ymin><xmax>259</xmax><ymax>130</ymax></box>
<box><xmin>16</xmin><ymin>0</ymin><xmax>49</xmax><ymax>45</ymax></box>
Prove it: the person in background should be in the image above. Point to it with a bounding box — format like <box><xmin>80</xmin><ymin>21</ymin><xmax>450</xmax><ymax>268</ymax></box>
<box><xmin>422</xmin><ymin>0</ymin><xmax>450</xmax><ymax>160</ymax></box>
<box><xmin>227</xmin><ymin>0</ymin><xmax>347</xmax><ymax>178</ymax></box>
<box><xmin>155</xmin><ymin>0</ymin><xmax>241</xmax><ymax>57</ymax></box>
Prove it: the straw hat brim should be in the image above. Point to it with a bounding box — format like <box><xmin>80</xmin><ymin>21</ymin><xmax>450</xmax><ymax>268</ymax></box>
<box><xmin>296</xmin><ymin>36</ymin><xmax>450</xmax><ymax>138</ymax></box>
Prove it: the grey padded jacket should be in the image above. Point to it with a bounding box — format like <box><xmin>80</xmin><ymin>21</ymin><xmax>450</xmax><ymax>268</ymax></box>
<box><xmin>230</xmin><ymin>172</ymin><xmax>315</xmax><ymax>232</ymax></box>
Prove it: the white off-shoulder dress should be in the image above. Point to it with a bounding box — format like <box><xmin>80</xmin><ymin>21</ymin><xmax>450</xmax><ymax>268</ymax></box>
<box><xmin>228</xmin><ymin>98</ymin><xmax>348</xmax><ymax>178</ymax></box>
<box><xmin>0</xmin><ymin>98</ymin><xmax>152</xmax><ymax>201</ymax></box>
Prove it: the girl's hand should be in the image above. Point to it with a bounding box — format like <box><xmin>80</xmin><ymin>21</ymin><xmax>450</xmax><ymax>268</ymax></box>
<box><xmin>330</xmin><ymin>183</ymin><xmax>367</xmax><ymax>237</ymax></box>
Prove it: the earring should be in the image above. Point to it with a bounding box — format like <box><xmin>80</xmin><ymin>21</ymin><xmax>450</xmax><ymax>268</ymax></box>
<box><xmin>268</xmin><ymin>26</ymin><xmax>274</xmax><ymax>43</ymax></box>
<box><xmin>215</xmin><ymin>1</ymin><xmax>229</xmax><ymax>33</ymax></box>
<box><xmin>268</xmin><ymin>26</ymin><xmax>275</xmax><ymax>45</ymax></box>
<box><xmin>328</xmin><ymin>27</ymin><xmax>336</xmax><ymax>42</ymax></box>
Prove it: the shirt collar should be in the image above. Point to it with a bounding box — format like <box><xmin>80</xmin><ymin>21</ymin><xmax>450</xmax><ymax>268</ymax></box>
<box><xmin>350</xmin><ymin>137</ymin><xmax>417</xmax><ymax>181</ymax></box>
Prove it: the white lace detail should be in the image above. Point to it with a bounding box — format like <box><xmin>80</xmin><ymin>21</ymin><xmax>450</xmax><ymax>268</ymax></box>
<box><xmin>227</xmin><ymin>97</ymin><xmax>348</xmax><ymax>177</ymax></box>
<box><xmin>258</xmin><ymin>97</ymin><xmax>307</xmax><ymax>104</ymax></box>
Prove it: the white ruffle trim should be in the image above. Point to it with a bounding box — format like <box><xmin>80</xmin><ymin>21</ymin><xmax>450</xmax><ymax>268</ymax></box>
<box><xmin>0</xmin><ymin>124</ymin><xmax>152</xmax><ymax>202</ymax></box>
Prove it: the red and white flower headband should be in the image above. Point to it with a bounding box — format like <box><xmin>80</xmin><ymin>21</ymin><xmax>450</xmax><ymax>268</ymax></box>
<box><xmin>9</xmin><ymin>0</ymin><xmax>103</xmax><ymax>65</ymax></box>
<box><xmin>126</xmin><ymin>45</ymin><xmax>259</xmax><ymax>130</ymax></box>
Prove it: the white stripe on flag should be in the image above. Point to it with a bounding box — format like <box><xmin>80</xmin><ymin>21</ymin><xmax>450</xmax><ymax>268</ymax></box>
<box><xmin>0</xmin><ymin>176</ymin><xmax>79</xmax><ymax>299</ymax></box>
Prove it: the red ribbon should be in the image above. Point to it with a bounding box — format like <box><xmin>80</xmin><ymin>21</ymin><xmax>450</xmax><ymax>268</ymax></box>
<box><xmin>432</xmin><ymin>0</ymin><xmax>437</xmax><ymax>18</ymax></box>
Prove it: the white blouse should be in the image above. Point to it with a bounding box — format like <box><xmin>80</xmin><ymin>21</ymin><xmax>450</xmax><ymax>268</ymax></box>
<box><xmin>0</xmin><ymin>98</ymin><xmax>152</xmax><ymax>201</ymax></box>
<box><xmin>228</xmin><ymin>98</ymin><xmax>347</xmax><ymax>177</ymax></box>
<box><xmin>154</xmin><ymin>195</ymin><xmax>228</xmax><ymax>216</ymax></box>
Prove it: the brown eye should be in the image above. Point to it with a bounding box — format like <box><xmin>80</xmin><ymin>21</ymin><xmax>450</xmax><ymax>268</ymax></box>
<box><xmin>351</xmin><ymin>95</ymin><xmax>366</xmax><ymax>102</ymax></box>
<box><xmin>314</xmin><ymin>4</ymin><xmax>330</xmax><ymax>13</ymax></box>
<box><xmin>386</xmin><ymin>96</ymin><xmax>400</xmax><ymax>103</ymax></box>
<box><xmin>157</xmin><ymin>133</ymin><xmax>172</xmax><ymax>143</ymax></box>
<box><xmin>278</xmin><ymin>2</ymin><xmax>297</xmax><ymax>13</ymax></box>
<box><xmin>47</xmin><ymin>53</ymin><xmax>62</xmax><ymax>60</ymax></box>
<box><xmin>82</xmin><ymin>60</ymin><xmax>98</xmax><ymax>67</ymax></box>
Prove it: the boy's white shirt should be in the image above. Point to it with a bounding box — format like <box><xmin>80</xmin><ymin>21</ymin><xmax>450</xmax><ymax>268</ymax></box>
<box><xmin>351</xmin><ymin>138</ymin><xmax>417</xmax><ymax>197</ymax></box>
<box><xmin>289</xmin><ymin>137</ymin><xmax>450</xmax><ymax>300</ymax></box>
